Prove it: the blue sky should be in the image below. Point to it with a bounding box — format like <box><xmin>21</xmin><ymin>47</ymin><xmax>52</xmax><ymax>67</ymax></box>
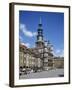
<box><xmin>19</xmin><ymin>10</ymin><xmax>64</xmax><ymax>57</ymax></box>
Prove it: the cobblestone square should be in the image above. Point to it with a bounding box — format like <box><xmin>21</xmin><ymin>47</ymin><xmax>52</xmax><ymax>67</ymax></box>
<box><xmin>20</xmin><ymin>69</ymin><xmax>64</xmax><ymax>79</ymax></box>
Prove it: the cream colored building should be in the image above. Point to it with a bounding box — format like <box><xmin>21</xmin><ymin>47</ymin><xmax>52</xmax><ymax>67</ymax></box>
<box><xmin>19</xmin><ymin>44</ymin><xmax>42</xmax><ymax>69</ymax></box>
<box><xmin>53</xmin><ymin>57</ymin><xmax>64</xmax><ymax>69</ymax></box>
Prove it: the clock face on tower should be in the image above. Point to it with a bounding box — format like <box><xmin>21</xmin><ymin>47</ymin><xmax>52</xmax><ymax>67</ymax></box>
<box><xmin>38</xmin><ymin>36</ymin><xmax>43</xmax><ymax>41</ymax></box>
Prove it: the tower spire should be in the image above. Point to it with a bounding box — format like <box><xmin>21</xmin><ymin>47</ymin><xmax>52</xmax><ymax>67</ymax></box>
<box><xmin>40</xmin><ymin>16</ymin><xmax>42</xmax><ymax>24</ymax></box>
<box><xmin>36</xmin><ymin>17</ymin><xmax>44</xmax><ymax>48</ymax></box>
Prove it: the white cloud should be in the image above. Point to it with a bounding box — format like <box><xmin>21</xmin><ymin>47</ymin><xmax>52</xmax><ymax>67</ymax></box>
<box><xmin>60</xmin><ymin>50</ymin><xmax>64</xmax><ymax>57</ymax></box>
<box><xmin>21</xmin><ymin>42</ymin><xmax>30</xmax><ymax>48</ymax></box>
<box><xmin>19</xmin><ymin>36</ymin><xmax>23</xmax><ymax>42</ymax></box>
<box><xmin>20</xmin><ymin>24</ymin><xmax>37</xmax><ymax>37</ymax></box>
<box><xmin>56</xmin><ymin>49</ymin><xmax>61</xmax><ymax>53</ymax></box>
<box><xmin>54</xmin><ymin>49</ymin><xmax>64</xmax><ymax>57</ymax></box>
